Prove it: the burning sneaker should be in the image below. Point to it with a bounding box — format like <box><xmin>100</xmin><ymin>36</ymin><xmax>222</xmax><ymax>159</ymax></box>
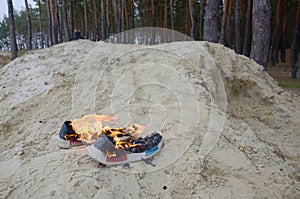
<box><xmin>87</xmin><ymin>131</ymin><xmax>163</xmax><ymax>166</ymax></box>
<box><xmin>56</xmin><ymin>121</ymin><xmax>84</xmax><ymax>149</ymax></box>
<box><xmin>57</xmin><ymin>114</ymin><xmax>117</xmax><ymax>149</ymax></box>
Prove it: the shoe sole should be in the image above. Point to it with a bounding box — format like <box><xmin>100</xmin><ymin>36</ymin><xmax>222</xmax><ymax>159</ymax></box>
<box><xmin>87</xmin><ymin>139</ymin><xmax>163</xmax><ymax>165</ymax></box>
<box><xmin>53</xmin><ymin>135</ymin><xmax>84</xmax><ymax>149</ymax></box>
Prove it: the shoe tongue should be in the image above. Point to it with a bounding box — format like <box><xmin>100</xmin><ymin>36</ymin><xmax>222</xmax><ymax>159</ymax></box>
<box><xmin>59</xmin><ymin>121</ymin><xmax>76</xmax><ymax>140</ymax></box>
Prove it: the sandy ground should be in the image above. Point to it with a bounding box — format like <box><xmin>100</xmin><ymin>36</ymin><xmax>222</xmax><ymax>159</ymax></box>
<box><xmin>0</xmin><ymin>40</ymin><xmax>299</xmax><ymax>198</ymax></box>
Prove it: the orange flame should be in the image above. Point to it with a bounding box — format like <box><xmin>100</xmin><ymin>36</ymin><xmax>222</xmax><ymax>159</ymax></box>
<box><xmin>65</xmin><ymin>114</ymin><xmax>145</xmax><ymax>151</ymax></box>
<box><xmin>70</xmin><ymin>114</ymin><xmax>117</xmax><ymax>141</ymax></box>
<box><xmin>102</xmin><ymin>127</ymin><xmax>143</xmax><ymax>150</ymax></box>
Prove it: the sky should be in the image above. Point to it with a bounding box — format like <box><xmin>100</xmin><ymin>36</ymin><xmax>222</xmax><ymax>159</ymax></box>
<box><xmin>0</xmin><ymin>0</ymin><xmax>37</xmax><ymax>21</ymax></box>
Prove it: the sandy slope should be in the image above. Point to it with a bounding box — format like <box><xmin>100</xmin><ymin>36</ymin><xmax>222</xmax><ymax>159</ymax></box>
<box><xmin>0</xmin><ymin>40</ymin><xmax>299</xmax><ymax>198</ymax></box>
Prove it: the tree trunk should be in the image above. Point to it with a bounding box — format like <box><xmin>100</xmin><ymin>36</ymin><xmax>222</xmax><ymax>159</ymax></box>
<box><xmin>225</xmin><ymin>0</ymin><xmax>233</xmax><ymax>47</ymax></box>
<box><xmin>240</xmin><ymin>0</ymin><xmax>246</xmax><ymax>43</ymax></box>
<box><xmin>147</xmin><ymin>0</ymin><xmax>151</xmax><ymax>27</ymax></box>
<box><xmin>101</xmin><ymin>0</ymin><xmax>107</xmax><ymax>40</ymax></box>
<box><xmin>69</xmin><ymin>0</ymin><xmax>74</xmax><ymax>40</ymax></box>
<box><xmin>170</xmin><ymin>0</ymin><xmax>174</xmax><ymax>30</ymax></box>
<box><xmin>127</xmin><ymin>0</ymin><xmax>135</xmax><ymax>44</ymax></box>
<box><xmin>290</xmin><ymin>0</ymin><xmax>300</xmax><ymax>79</ymax></box>
<box><xmin>37</xmin><ymin>0</ymin><xmax>44</xmax><ymax>48</ymax></box>
<box><xmin>33</xmin><ymin>28</ymin><xmax>37</xmax><ymax>49</ymax></box>
<box><xmin>250</xmin><ymin>0</ymin><xmax>271</xmax><ymax>68</ymax></box>
<box><xmin>113</xmin><ymin>0</ymin><xmax>117</xmax><ymax>33</ymax></box>
<box><xmin>203</xmin><ymin>0</ymin><xmax>219</xmax><ymax>42</ymax></box>
<box><xmin>56</xmin><ymin>1</ymin><xmax>62</xmax><ymax>43</ymax></box>
<box><xmin>62</xmin><ymin>0</ymin><xmax>70</xmax><ymax>41</ymax></box>
<box><xmin>199</xmin><ymin>0</ymin><xmax>205</xmax><ymax>40</ymax></box>
<box><xmin>79</xmin><ymin>3</ymin><xmax>84</xmax><ymax>35</ymax></box>
<box><xmin>281</xmin><ymin>0</ymin><xmax>288</xmax><ymax>62</ymax></box>
<box><xmin>121</xmin><ymin>0</ymin><xmax>127</xmax><ymax>42</ymax></box>
<box><xmin>49</xmin><ymin>0</ymin><xmax>57</xmax><ymax>44</ymax></box>
<box><xmin>189</xmin><ymin>0</ymin><xmax>196</xmax><ymax>39</ymax></box>
<box><xmin>25</xmin><ymin>0</ymin><xmax>32</xmax><ymax>50</ymax></box>
<box><xmin>117</xmin><ymin>0</ymin><xmax>122</xmax><ymax>32</ymax></box>
<box><xmin>130</xmin><ymin>0</ymin><xmax>135</xmax><ymax>29</ymax></box>
<box><xmin>122</xmin><ymin>0</ymin><xmax>126</xmax><ymax>32</ymax></box>
<box><xmin>271</xmin><ymin>0</ymin><xmax>282</xmax><ymax>66</ymax></box>
<box><xmin>242</xmin><ymin>0</ymin><xmax>252</xmax><ymax>56</ymax></box>
<box><xmin>185</xmin><ymin>0</ymin><xmax>191</xmax><ymax>36</ymax></box>
<box><xmin>138</xmin><ymin>1</ymin><xmax>144</xmax><ymax>28</ymax></box>
<box><xmin>163</xmin><ymin>0</ymin><xmax>168</xmax><ymax>28</ymax></box>
<box><xmin>106</xmin><ymin>0</ymin><xmax>110</xmax><ymax>37</ymax></box>
<box><xmin>7</xmin><ymin>0</ymin><xmax>18</xmax><ymax>60</ymax></box>
<box><xmin>150</xmin><ymin>0</ymin><xmax>155</xmax><ymax>44</ymax></box>
<box><xmin>151</xmin><ymin>0</ymin><xmax>155</xmax><ymax>27</ymax></box>
<box><xmin>159</xmin><ymin>1</ymin><xmax>163</xmax><ymax>28</ymax></box>
<box><xmin>235</xmin><ymin>0</ymin><xmax>242</xmax><ymax>54</ymax></box>
<box><xmin>74</xmin><ymin>0</ymin><xmax>78</xmax><ymax>31</ymax></box>
<box><xmin>220</xmin><ymin>0</ymin><xmax>228</xmax><ymax>44</ymax></box>
<box><xmin>113</xmin><ymin>0</ymin><xmax>121</xmax><ymax>34</ymax></box>
<box><xmin>83</xmin><ymin>0</ymin><xmax>89</xmax><ymax>39</ymax></box>
<box><xmin>117</xmin><ymin>0</ymin><xmax>122</xmax><ymax>42</ymax></box>
<box><xmin>45</xmin><ymin>0</ymin><xmax>52</xmax><ymax>46</ymax></box>
<box><xmin>93</xmin><ymin>0</ymin><xmax>98</xmax><ymax>41</ymax></box>
<box><xmin>122</xmin><ymin>0</ymin><xmax>127</xmax><ymax>31</ymax></box>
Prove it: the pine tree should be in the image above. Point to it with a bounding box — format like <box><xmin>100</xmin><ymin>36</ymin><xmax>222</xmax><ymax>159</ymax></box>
<box><xmin>203</xmin><ymin>0</ymin><xmax>219</xmax><ymax>42</ymax></box>
<box><xmin>271</xmin><ymin>0</ymin><xmax>282</xmax><ymax>66</ymax></box>
<box><xmin>250</xmin><ymin>0</ymin><xmax>271</xmax><ymax>68</ymax></box>
<box><xmin>37</xmin><ymin>0</ymin><xmax>44</xmax><ymax>48</ymax></box>
<box><xmin>189</xmin><ymin>0</ymin><xmax>196</xmax><ymax>39</ymax></box>
<box><xmin>25</xmin><ymin>0</ymin><xmax>32</xmax><ymax>50</ymax></box>
<box><xmin>242</xmin><ymin>0</ymin><xmax>252</xmax><ymax>56</ymax></box>
<box><xmin>61</xmin><ymin>0</ymin><xmax>70</xmax><ymax>41</ymax></box>
<box><xmin>235</xmin><ymin>0</ymin><xmax>242</xmax><ymax>54</ymax></box>
<box><xmin>291</xmin><ymin>0</ymin><xmax>300</xmax><ymax>79</ymax></box>
<box><xmin>7</xmin><ymin>0</ymin><xmax>18</xmax><ymax>60</ymax></box>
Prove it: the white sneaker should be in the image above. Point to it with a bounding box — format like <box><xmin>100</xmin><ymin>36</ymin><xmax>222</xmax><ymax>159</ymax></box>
<box><xmin>87</xmin><ymin>133</ymin><xmax>163</xmax><ymax>165</ymax></box>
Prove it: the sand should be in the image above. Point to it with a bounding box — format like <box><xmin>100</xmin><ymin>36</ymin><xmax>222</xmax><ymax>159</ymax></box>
<box><xmin>0</xmin><ymin>40</ymin><xmax>299</xmax><ymax>198</ymax></box>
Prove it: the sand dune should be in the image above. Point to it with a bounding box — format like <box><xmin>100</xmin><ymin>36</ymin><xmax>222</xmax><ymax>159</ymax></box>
<box><xmin>0</xmin><ymin>40</ymin><xmax>299</xmax><ymax>198</ymax></box>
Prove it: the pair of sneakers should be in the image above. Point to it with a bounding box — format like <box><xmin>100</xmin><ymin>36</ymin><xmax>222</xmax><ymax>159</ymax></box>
<box><xmin>56</xmin><ymin>125</ymin><xmax>164</xmax><ymax>166</ymax></box>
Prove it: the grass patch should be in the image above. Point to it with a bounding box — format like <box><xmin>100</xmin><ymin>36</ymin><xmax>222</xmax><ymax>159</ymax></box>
<box><xmin>17</xmin><ymin>50</ymin><xmax>27</xmax><ymax>57</ymax></box>
<box><xmin>277</xmin><ymin>80</ymin><xmax>300</xmax><ymax>88</ymax></box>
<box><xmin>2</xmin><ymin>50</ymin><xmax>28</xmax><ymax>57</ymax></box>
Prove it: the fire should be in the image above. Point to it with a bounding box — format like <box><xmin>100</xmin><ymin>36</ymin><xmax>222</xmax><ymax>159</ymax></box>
<box><xmin>102</xmin><ymin>125</ymin><xmax>143</xmax><ymax>150</ymax></box>
<box><xmin>61</xmin><ymin>114</ymin><xmax>164</xmax><ymax>162</ymax></box>
<box><xmin>70</xmin><ymin>114</ymin><xmax>117</xmax><ymax>141</ymax></box>
<box><xmin>63</xmin><ymin>114</ymin><xmax>145</xmax><ymax>150</ymax></box>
